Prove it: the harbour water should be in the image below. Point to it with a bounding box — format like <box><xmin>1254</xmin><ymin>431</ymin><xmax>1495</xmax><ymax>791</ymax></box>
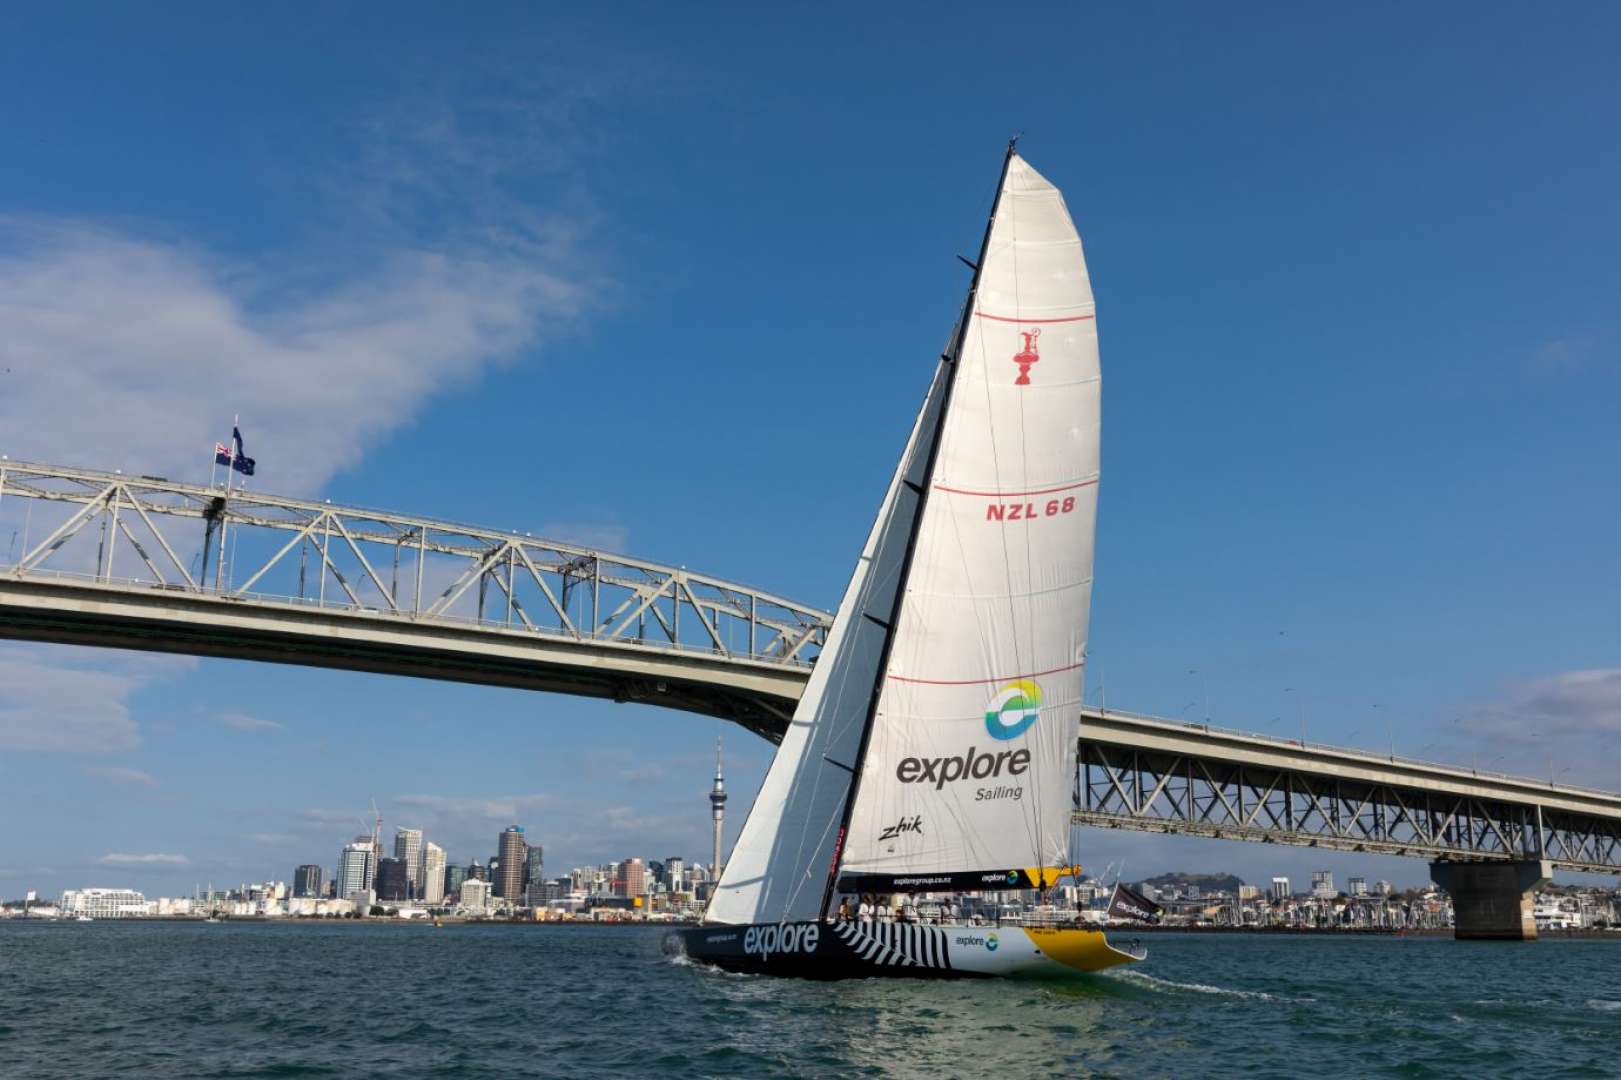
<box><xmin>4</xmin><ymin>921</ymin><xmax>1617</xmax><ymax>1078</ymax></box>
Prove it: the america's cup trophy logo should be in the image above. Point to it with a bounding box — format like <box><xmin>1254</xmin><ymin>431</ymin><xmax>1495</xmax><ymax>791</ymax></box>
<box><xmin>1012</xmin><ymin>328</ymin><xmax>1040</xmax><ymax>385</ymax></box>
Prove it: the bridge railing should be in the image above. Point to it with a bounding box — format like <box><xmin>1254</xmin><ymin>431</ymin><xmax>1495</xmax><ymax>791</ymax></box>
<box><xmin>0</xmin><ymin>459</ymin><xmax>830</xmax><ymax>669</ymax></box>
<box><xmin>1074</xmin><ymin>730</ymin><xmax>1621</xmax><ymax>874</ymax></box>
<box><xmin>1084</xmin><ymin>706</ymin><xmax>1621</xmax><ymax>801</ymax></box>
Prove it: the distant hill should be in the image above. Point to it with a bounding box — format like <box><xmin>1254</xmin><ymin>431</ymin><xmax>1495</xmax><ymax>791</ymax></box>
<box><xmin>1136</xmin><ymin>872</ymin><xmax>1245</xmax><ymax>894</ymax></box>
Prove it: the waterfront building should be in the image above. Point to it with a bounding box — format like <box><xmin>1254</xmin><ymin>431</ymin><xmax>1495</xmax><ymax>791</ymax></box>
<box><xmin>1311</xmin><ymin>870</ymin><xmax>1335</xmax><ymax>899</ymax></box>
<box><xmin>460</xmin><ymin>877</ymin><xmax>492</xmax><ymax>915</ymax></box>
<box><xmin>497</xmin><ymin>826</ymin><xmax>526</xmax><ymax>901</ymax></box>
<box><xmin>60</xmin><ymin>888</ymin><xmax>150</xmax><ymax>918</ymax></box>
<box><xmin>394</xmin><ymin>828</ymin><xmax>423</xmax><ymax>898</ymax></box>
<box><xmin>422</xmin><ymin>842</ymin><xmax>447</xmax><ymax>905</ymax></box>
<box><xmin>377</xmin><ymin>857</ymin><xmax>409</xmax><ymax>902</ymax></box>
<box><xmin>337</xmin><ymin>837</ymin><xmax>377</xmax><ymax>899</ymax></box>
<box><xmin>1270</xmin><ymin>876</ymin><xmax>1290</xmax><ymax>901</ymax></box>
<box><xmin>445</xmin><ymin>864</ymin><xmax>468</xmax><ymax>898</ymax></box>
<box><xmin>530</xmin><ymin>879</ymin><xmax>570</xmax><ymax>903</ymax></box>
<box><xmin>1349</xmin><ymin>876</ymin><xmax>1368</xmax><ymax>897</ymax></box>
<box><xmin>293</xmin><ymin>864</ymin><xmax>324</xmax><ymax>899</ymax></box>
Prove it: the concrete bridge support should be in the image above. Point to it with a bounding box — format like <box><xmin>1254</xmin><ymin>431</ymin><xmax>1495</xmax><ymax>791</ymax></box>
<box><xmin>1429</xmin><ymin>859</ymin><xmax>1551</xmax><ymax>941</ymax></box>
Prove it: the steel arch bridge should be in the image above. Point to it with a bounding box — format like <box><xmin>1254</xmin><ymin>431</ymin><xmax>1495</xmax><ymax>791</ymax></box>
<box><xmin>2</xmin><ymin>456</ymin><xmax>1619</xmax><ymax>873</ymax></box>
<box><xmin>0</xmin><ymin>460</ymin><xmax>828</xmax><ymax>740</ymax></box>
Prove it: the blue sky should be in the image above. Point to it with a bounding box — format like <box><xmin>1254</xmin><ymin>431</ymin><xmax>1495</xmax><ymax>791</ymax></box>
<box><xmin>1</xmin><ymin>3</ymin><xmax>1618</xmax><ymax>896</ymax></box>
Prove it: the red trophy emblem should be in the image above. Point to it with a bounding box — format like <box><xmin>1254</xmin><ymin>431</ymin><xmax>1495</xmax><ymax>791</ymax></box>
<box><xmin>1012</xmin><ymin>328</ymin><xmax>1040</xmax><ymax>386</ymax></box>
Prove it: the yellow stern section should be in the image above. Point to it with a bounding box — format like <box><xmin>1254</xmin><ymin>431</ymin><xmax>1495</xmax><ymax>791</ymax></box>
<box><xmin>1020</xmin><ymin>865</ymin><xmax>1084</xmax><ymax>889</ymax></box>
<box><xmin>1022</xmin><ymin>927</ymin><xmax>1141</xmax><ymax>973</ymax></box>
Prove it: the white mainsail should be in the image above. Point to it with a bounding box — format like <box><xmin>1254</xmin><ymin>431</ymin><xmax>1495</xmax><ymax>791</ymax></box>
<box><xmin>705</xmin><ymin>148</ymin><xmax>1099</xmax><ymax>923</ymax></box>
<box><xmin>704</xmin><ymin>361</ymin><xmax>950</xmax><ymax>925</ymax></box>
<box><xmin>839</xmin><ymin>153</ymin><xmax>1099</xmax><ymax>891</ymax></box>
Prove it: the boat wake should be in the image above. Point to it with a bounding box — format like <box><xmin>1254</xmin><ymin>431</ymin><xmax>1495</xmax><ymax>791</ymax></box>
<box><xmin>1586</xmin><ymin>999</ymin><xmax>1621</xmax><ymax>1012</ymax></box>
<box><xmin>1106</xmin><ymin>969</ymin><xmax>1292</xmax><ymax>1003</ymax></box>
<box><xmin>666</xmin><ymin>950</ymin><xmax>756</xmax><ymax>978</ymax></box>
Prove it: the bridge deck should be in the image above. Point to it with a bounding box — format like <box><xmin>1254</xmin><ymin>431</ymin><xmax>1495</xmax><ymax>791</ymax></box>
<box><xmin>3</xmin><ymin>457</ymin><xmax>1616</xmax><ymax>870</ymax></box>
<box><xmin>1075</xmin><ymin>710</ymin><xmax>1621</xmax><ymax>875</ymax></box>
<box><xmin>0</xmin><ymin>459</ymin><xmax>830</xmax><ymax>739</ymax></box>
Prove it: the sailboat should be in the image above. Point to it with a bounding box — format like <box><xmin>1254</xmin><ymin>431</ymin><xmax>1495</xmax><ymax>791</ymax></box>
<box><xmin>674</xmin><ymin>143</ymin><xmax>1140</xmax><ymax>979</ymax></box>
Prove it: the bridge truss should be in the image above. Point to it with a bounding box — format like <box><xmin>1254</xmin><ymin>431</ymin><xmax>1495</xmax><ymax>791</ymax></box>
<box><xmin>0</xmin><ymin>460</ymin><xmax>829</xmax><ymax>737</ymax></box>
<box><xmin>1074</xmin><ymin>735</ymin><xmax>1621</xmax><ymax>875</ymax></box>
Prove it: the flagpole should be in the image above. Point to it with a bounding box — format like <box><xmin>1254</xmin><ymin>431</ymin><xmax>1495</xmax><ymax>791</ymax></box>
<box><xmin>215</xmin><ymin>414</ymin><xmax>237</xmax><ymax>591</ymax></box>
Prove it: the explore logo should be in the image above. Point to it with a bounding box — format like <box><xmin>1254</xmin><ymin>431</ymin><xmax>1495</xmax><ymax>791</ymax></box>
<box><xmin>984</xmin><ymin>679</ymin><xmax>1042</xmax><ymax>740</ymax></box>
<box><xmin>952</xmin><ymin>932</ymin><xmax>1001</xmax><ymax>952</ymax></box>
<box><xmin>743</xmin><ymin>923</ymin><xmax>820</xmax><ymax>958</ymax></box>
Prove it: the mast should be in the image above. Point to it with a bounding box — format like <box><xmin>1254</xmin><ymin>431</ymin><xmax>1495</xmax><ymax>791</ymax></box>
<box><xmin>818</xmin><ymin>140</ymin><xmax>1022</xmax><ymax>919</ymax></box>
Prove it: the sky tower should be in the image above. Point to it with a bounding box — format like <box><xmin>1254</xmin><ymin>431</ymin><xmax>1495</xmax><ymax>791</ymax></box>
<box><xmin>709</xmin><ymin>738</ymin><xmax>727</xmax><ymax>879</ymax></box>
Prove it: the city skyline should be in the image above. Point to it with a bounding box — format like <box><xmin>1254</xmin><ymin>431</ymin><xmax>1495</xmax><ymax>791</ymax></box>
<box><xmin>2</xmin><ymin>5</ymin><xmax>1619</xmax><ymax>901</ymax></box>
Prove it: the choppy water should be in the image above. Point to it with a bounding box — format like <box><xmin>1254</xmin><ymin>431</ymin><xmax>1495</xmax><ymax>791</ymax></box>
<box><xmin>3</xmin><ymin>921</ymin><xmax>1618</xmax><ymax>1078</ymax></box>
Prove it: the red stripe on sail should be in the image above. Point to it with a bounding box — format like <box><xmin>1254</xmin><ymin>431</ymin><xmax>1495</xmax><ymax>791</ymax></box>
<box><xmin>887</xmin><ymin>660</ymin><xmax>1086</xmax><ymax>686</ymax></box>
<box><xmin>975</xmin><ymin>311</ymin><xmax>1095</xmax><ymax>324</ymax></box>
<box><xmin>934</xmin><ymin>478</ymin><xmax>1097</xmax><ymax>498</ymax></box>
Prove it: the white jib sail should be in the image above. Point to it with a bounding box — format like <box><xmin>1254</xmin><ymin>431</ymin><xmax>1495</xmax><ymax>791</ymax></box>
<box><xmin>840</xmin><ymin>154</ymin><xmax>1100</xmax><ymax>887</ymax></box>
<box><xmin>704</xmin><ymin>360</ymin><xmax>951</xmax><ymax>925</ymax></box>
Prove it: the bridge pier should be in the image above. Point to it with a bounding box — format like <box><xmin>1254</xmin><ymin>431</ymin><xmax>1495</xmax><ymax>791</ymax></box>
<box><xmin>1429</xmin><ymin>859</ymin><xmax>1551</xmax><ymax>941</ymax></box>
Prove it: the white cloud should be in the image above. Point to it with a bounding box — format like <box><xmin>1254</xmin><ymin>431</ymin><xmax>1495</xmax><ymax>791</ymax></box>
<box><xmin>0</xmin><ymin>644</ymin><xmax>193</xmax><ymax>752</ymax></box>
<box><xmin>535</xmin><ymin>521</ymin><xmax>632</xmax><ymax>555</ymax></box>
<box><xmin>83</xmin><ymin>765</ymin><xmax>157</xmax><ymax>787</ymax></box>
<box><xmin>300</xmin><ymin>807</ymin><xmax>369</xmax><ymax>832</ymax></box>
<box><xmin>0</xmin><ymin>222</ymin><xmax>586</xmax><ymax>494</ymax></box>
<box><xmin>394</xmin><ymin>793</ymin><xmax>557</xmax><ymax>821</ymax></box>
<box><xmin>97</xmin><ymin>852</ymin><xmax>189</xmax><ymax>866</ymax></box>
<box><xmin>1457</xmin><ymin>668</ymin><xmax>1621</xmax><ymax>786</ymax></box>
<box><xmin>1459</xmin><ymin>669</ymin><xmax>1621</xmax><ymax>741</ymax></box>
<box><xmin>218</xmin><ymin>711</ymin><xmax>283</xmax><ymax>732</ymax></box>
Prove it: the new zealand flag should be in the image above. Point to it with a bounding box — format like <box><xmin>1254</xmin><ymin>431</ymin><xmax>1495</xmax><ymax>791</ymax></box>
<box><xmin>214</xmin><ymin>426</ymin><xmax>256</xmax><ymax>476</ymax></box>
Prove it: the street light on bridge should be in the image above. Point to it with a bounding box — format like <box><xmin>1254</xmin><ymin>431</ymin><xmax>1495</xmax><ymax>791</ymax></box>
<box><xmin>1188</xmin><ymin>668</ymin><xmax>1210</xmax><ymax>724</ymax></box>
<box><xmin>1284</xmin><ymin>686</ymin><xmax>1305</xmax><ymax>746</ymax></box>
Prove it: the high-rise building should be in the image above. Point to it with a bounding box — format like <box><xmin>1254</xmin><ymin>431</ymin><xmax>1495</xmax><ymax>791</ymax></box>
<box><xmin>467</xmin><ymin>860</ymin><xmax>487</xmax><ymax>882</ymax></box>
<box><xmin>1311</xmin><ymin>870</ymin><xmax>1335</xmax><ymax>899</ymax></box>
<box><xmin>525</xmin><ymin>845</ymin><xmax>545</xmax><ymax>889</ymax></box>
<box><xmin>1348</xmin><ymin>876</ymin><xmax>1368</xmax><ymax>897</ymax></box>
<box><xmin>497</xmin><ymin>826</ymin><xmax>526</xmax><ymax>901</ymax></box>
<box><xmin>1270</xmin><ymin>876</ymin><xmax>1290</xmax><ymax>901</ymax></box>
<box><xmin>622</xmin><ymin>857</ymin><xmax>647</xmax><ymax>900</ymax></box>
<box><xmin>460</xmin><ymin>878</ymin><xmax>491</xmax><ymax>914</ymax></box>
<box><xmin>293</xmin><ymin>864</ymin><xmax>324</xmax><ymax>899</ymax></box>
<box><xmin>394</xmin><ymin>828</ymin><xmax>423</xmax><ymax>899</ymax></box>
<box><xmin>445</xmin><ymin>864</ymin><xmax>468</xmax><ymax>898</ymax></box>
<box><xmin>666</xmin><ymin>857</ymin><xmax>685</xmax><ymax>892</ymax></box>
<box><xmin>376</xmin><ymin>857</ymin><xmax>409</xmax><ymax>902</ymax></box>
<box><xmin>337</xmin><ymin>836</ymin><xmax>377</xmax><ymax>900</ymax></box>
<box><xmin>421</xmin><ymin>842</ymin><xmax>447</xmax><ymax>905</ymax></box>
<box><xmin>709</xmin><ymin>739</ymin><xmax>727</xmax><ymax>879</ymax></box>
<box><xmin>1376</xmin><ymin>879</ymin><xmax>1394</xmax><ymax>897</ymax></box>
